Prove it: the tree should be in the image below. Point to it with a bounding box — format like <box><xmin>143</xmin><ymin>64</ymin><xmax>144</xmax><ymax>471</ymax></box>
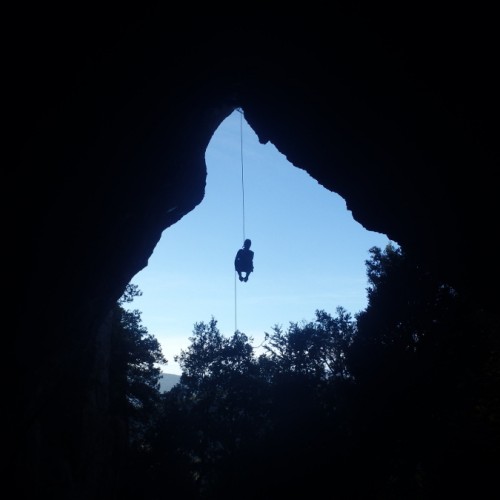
<box><xmin>155</xmin><ymin>312</ymin><xmax>360</xmax><ymax>499</ymax></box>
<box><xmin>151</xmin><ymin>319</ymin><xmax>270</xmax><ymax>498</ymax></box>
<box><xmin>110</xmin><ymin>283</ymin><xmax>167</xmax><ymax>447</ymax></box>
<box><xmin>116</xmin><ymin>248</ymin><xmax>498</xmax><ymax>499</ymax></box>
<box><xmin>261</xmin><ymin>306</ymin><xmax>356</xmax><ymax>380</ymax></box>
<box><xmin>175</xmin><ymin>317</ymin><xmax>256</xmax><ymax>388</ymax></box>
<box><xmin>344</xmin><ymin>243</ymin><xmax>498</xmax><ymax>498</ymax></box>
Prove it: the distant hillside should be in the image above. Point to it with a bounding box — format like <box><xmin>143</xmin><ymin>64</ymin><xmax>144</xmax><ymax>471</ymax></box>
<box><xmin>159</xmin><ymin>373</ymin><xmax>181</xmax><ymax>392</ymax></box>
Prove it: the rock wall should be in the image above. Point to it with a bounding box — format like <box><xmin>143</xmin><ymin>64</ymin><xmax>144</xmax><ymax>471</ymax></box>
<box><xmin>11</xmin><ymin>6</ymin><xmax>498</xmax><ymax>498</ymax></box>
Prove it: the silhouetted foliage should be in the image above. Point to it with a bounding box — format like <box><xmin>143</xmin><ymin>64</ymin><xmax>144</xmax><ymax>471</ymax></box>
<box><xmin>262</xmin><ymin>306</ymin><xmax>355</xmax><ymax>380</ymax></box>
<box><xmin>115</xmin><ymin>248</ymin><xmax>499</xmax><ymax>499</ymax></box>
<box><xmin>110</xmin><ymin>284</ymin><xmax>167</xmax><ymax>497</ymax></box>
<box><xmin>141</xmin><ymin>310</ymin><xmax>359</xmax><ymax>498</ymax></box>
<box><xmin>152</xmin><ymin>319</ymin><xmax>270</xmax><ymax>497</ymax></box>
<box><xmin>112</xmin><ymin>284</ymin><xmax>166</xmax><ymax>445</ymax></box>
<box><xmin>175</xmin><ymin>317</ymin><xmax>257</xmax><ymax>386</ymax></box>
<box><xmin>344</xmin><ymin>243</ymin><xmax>499</xmax><ymax>497</ymax></box>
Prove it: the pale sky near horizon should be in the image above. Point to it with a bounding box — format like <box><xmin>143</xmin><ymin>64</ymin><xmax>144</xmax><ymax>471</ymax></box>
<box><xmin>127</xmin><ymin>110</ymin><xmax>396</xmax><ymax>375</ymax></box>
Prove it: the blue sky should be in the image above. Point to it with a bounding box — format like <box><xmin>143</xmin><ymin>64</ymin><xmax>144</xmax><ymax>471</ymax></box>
<box><xmin>127</xmin><ymin>110</ymin><xmax>394</xmax><ymax>375</ymax></box>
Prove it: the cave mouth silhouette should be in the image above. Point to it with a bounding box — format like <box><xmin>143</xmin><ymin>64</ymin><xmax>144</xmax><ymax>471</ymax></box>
<box><xmin>128</xmin><ymin>109</ymin><xmax>394</xmax><ymax>376</ymax></box>
<box><xmin>13</xmin><ymin>7</ymin><xmax>498</xmax><ymax>499</ymax></box>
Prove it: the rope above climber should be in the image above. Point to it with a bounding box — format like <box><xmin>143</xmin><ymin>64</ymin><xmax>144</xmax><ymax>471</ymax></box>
<box><xmin>235</xmin><ymin>239</ymin><xmax>254</xmax><ymax>282</ymax></box>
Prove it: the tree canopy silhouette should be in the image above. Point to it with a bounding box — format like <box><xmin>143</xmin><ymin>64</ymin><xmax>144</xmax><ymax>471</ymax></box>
<box><xmin>110</xmin><ymin>283</ymin><xmax>167</xmax><ymax>493</ymax></box>
<box><xmin>115</xmin><ymin>247</ymin><xmax>498</xmax><ymax>499</ymax></box>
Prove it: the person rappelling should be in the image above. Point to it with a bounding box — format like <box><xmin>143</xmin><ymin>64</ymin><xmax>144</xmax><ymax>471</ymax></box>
<box><xmin>234</xmin><ymin>238</ymin><xmax>254</xmax><ymax>282</ymax></box>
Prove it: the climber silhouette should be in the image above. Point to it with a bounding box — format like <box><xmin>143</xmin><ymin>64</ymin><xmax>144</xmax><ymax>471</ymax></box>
<box><xmin>234</xmin><ymin>239</ymin><xmax>254</xmax><ymax>282</ymax></box>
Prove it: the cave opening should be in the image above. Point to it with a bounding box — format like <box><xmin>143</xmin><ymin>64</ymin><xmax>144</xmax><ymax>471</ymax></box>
<box><xmin>127</xmin><ymin>109</ymin><xmax>395</xmax><ymax>376</ymax></box>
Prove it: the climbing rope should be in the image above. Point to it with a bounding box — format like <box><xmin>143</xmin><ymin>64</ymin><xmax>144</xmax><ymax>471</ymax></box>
<box><xmin>235</xmin><ymin>108</ymin><xmax>246</xmax><ymax>332</ymax></box>
<box><xmin>239</xmin><ymin>108</ymin><xmax>246</xmax><ymax>243</ymax></box>
<box><xmin>233</xmin><ymin>110</ymin><xmax>264</xmax><ymax>349</ymax></box>
<box><xmin>234</xmin><ymin>271</ymin><xmax>238</xmax><ymax>332</ymax></box>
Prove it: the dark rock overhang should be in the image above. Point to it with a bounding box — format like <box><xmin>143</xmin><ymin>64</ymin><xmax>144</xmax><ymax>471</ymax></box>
<box><xmin>11</xmin><ymin>6</ymin><xmax>498</xmax><ymax>498</ymax></box>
